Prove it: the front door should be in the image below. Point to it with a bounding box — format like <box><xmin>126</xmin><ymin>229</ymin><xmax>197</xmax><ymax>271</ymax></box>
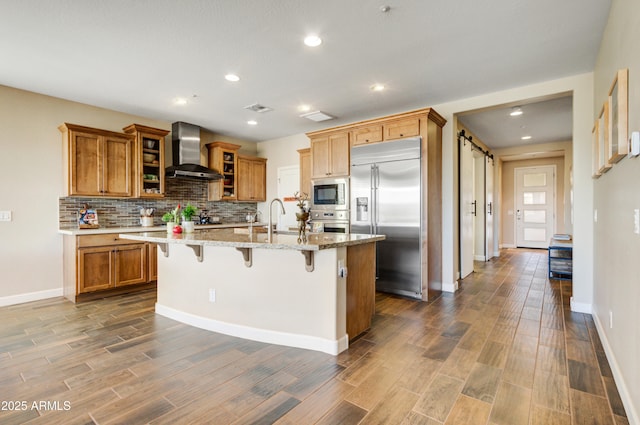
<box><xmin>515</xmin><ymin>166</ymin><xmax>556</xmax><ymax>249</ymax></box>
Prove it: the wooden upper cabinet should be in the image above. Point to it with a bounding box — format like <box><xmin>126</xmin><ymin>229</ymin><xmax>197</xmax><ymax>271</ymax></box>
<box><xmin>237</xmin><ymin>155</ymin><xmax>267</xmax><ymax>202</ymax></box>
<box><xmin>123</xmin><ymin>124</ymin><xmax>169</xmax><ymax>198</ymax></box>
<box><xmin>310</xmin><ymin>131</ymin><xmax>350</xmax><ymax>178</ymax></box>
<box><xmin>351</xmin><ymin>124</ymin><xmax>383</xmax><ymax>146</ymax></box>
<box><xmin>60</xmin><ymin>123</ymin><xmax>134</xmax><ymax>197</ymax></box>
<box><xmin>384</xmin><ymin>117</ymin><xmax>420</xmax><ymax>140</ymax></box>
<box><xmin>207</xmin><ymin>142</ymin><xmax>240</xmax><ymax>201</ymax></box>
<box><xmin>298</xmin><ymin>148</ymin><xmax>311</xmax><ymax>197</ymax></box>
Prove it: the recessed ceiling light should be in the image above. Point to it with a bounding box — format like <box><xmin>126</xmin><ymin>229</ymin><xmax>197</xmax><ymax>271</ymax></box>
<box><xmin>225</xmin><ymin>74</ymin><xmax>240</xmax><ymax>82</ymax></box>
<box><xmin>173</xmin><ymin>97</ymin><xmax>188</xmax><ymax>106</ymax></box>
<box><xmin>371</xmin><ymin>84</ymin><xmax>385</xmax><ymax>92</ymax></box>
<box><xmin>247</xmin><ymin>120</ymin><xmax>258</xmax><ymax>126</ymax></box>
<box><xmin>510</xmin><ymin>106</ymin><xmax>523</xmax><ymax>116</ymax></box>
<box><xmin>298</xmin><ymin>104</ymin><xmax>312</xmax><ymax>112</ymax></box>
<box><xmin>521</xmin><ymin>135</ymin><xmax>532</xmax><ymax>140</ymax></box>
<box><xmin>304</xmin><ymin>35</ymin><xmax>322</xmax><ymax>47</ymax></box>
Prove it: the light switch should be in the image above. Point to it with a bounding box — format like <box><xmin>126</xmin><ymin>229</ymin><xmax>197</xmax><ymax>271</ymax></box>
<box><xmin>0</xmin><ymin>211</ymin><xmax>11</xmax><ymax>222</ymax></box>
<box><xmin>594</xmin><ymin>209</ymin><xmax>598</xmax><ymax>223</ymax></box>
<box><xmin>634</xmin><ymin>209</ymin><xmax>639</xmax><ymax>234</ymax></box>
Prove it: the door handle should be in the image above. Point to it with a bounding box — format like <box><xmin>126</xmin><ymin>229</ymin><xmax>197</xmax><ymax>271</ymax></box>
<box><xmin>471</xmin><ymin>200</ymin><xmax>477</xmax><ymax>216</ymax></box>
<box><xmin>516</xmin><ymin>209</ymin><xmax>521</xmax><ymax>220</ymax></box>
<box><xmin>488</xmin><ymin>202</ymin><xmax>492</xmax><ymax>216</ymax></box>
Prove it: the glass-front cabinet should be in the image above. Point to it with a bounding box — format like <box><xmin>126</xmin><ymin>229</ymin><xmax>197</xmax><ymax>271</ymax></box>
<box><xmin>123</xmin><ymin>124</ymin><xmax>170</xmax><ymax>198</ymax></box>
<box><xmin>207</xmin><ymin>142</ymin><xmax>240</xmax><ymax>201</ymax></box>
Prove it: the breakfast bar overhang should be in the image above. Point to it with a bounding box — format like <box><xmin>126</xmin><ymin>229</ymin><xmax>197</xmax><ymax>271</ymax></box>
<box><xmin>120</xmin><ymin>229</ymin><xmax>384</xmax><ymax>355</ymax></box>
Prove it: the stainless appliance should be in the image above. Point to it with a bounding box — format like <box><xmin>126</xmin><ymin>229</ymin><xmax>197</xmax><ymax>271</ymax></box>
<box><xmin>311</xmin><ymin>177</ymin><xmax>349</xmax><ymax>210</ymax></box>
<box><xmin>309</xmin><ymin>209</ymin><xmax>349</xmax><ymax>233</ymax></box>
<box><xmin>165</xmin><ymin>122</ymin><xmax>223</xmax><ymax>180</ymax></box>
<box><xmin>350</xmin><ymin>137</ymin><xmax>422</xmax><ymax>299</ymax></box>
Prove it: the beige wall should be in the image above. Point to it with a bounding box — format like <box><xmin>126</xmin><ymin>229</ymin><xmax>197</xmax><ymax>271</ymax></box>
<box><xmin>591</xmin><ymin>0</ymin><xmax>640</xmax><ymax>420</ymax></box>
<box><xmin>499</xmin><ymin>157</ymin><xmax>566</xmax><ymax>246</ymax></box>
<box><xmin>0</xmin><ymin>85</ymin><xmax>170</xmax><ymax>301</ymax></box>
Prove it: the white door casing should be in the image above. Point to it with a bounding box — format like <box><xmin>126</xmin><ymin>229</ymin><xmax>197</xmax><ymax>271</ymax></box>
<box><xmin>514</xmin><ymin>165</ymin><xmax>556</xmax><ymax>249</ymax></box>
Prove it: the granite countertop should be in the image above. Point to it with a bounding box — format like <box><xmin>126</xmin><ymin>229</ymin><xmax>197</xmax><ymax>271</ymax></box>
<box><xmin>58</xmin><ymin>222</ymin><xmax>264</xmax><ymax>236</ymax></box>
<box><xmin>118</xmin><ymin>227</ymin><xmax>385</xmax><ymax>251</ymax></box>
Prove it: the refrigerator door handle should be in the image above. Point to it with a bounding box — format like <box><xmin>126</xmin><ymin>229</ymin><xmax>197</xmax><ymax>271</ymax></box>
<box><xmin>370</xmin><ymin>164</ymin><xmax>375</xmax><ymax>234</ymax></box>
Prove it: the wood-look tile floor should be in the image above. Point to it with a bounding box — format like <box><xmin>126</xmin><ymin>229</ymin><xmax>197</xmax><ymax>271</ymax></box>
<box><xmin>0</xmin><ymin>249</ymin><xmax>628</xmax><ymax>424</ymax></box>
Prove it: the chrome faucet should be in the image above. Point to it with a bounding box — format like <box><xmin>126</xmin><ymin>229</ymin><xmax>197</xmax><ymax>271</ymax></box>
<box><xmin>268</xmin><ymin>198</ymin><xmax>286</xmax><ymax>242</ymax></box>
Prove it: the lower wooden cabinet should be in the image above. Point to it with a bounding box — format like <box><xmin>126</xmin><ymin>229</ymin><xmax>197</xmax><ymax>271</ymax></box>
<box><xmin>64</xmin><ymin>233</ymin><xmax>157</xmax><ymax>302</ymax></box>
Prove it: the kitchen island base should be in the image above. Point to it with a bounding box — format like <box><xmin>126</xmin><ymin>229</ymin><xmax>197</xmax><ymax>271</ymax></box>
<box><xmin>156</xmin><ymin>243</ymin><xmax>353</xmax><ymax>354</ymax></box>
<box><xmin>120</xmin><ymin>229</ymin><xmax>383</xmax><ymax>355</ymax></box>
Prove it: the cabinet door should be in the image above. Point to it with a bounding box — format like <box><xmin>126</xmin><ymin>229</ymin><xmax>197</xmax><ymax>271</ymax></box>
<box><xmin>352</xmin><ymin>125</ymin><xmax>383</xmax><ymax>146</ymax></box>
<box><xmin>114</xmin><ymin>243</ymin><xmax>147</xmax><ymax>286</ymax></box>
<box><xmin>311</xmin><ymin>136</ymin><xmax>330</xmax><ymax>178</ymax></box>
<box><xmin>103</xmin><ymin>135</ymin><xmax>133</xmax><ymax>197</ymax></box>
<box><xmin>329</xmin><ymin>133</ymin><xmax>350</xmax><ymax>176</ymax></box>
<box><xmin>78</xmin><ymin>246</ymin><xmax>114</xmax><ymax>293</ymax></box>
<box><xmin>384</xmin><ymin>118</ymin><xmax>420</xmax><ymax>140</ymax></box>
<box><xmin>70</xmin><ymin>131</ymin><xmax>102</xmax><ymax>196</ymax></box>
<box><xmin>236</xmin><ymin>156</ymin><xmax>252</xmax><ymax>200</ymax></box>
<box><xmin>298</xmin><ymin>148</ymin><xmax>311</xmax><ymax>197</ymax></box>
<box><xmin>148</xmin><ymin>243</ymin><xmax>158</xmax><ymax>281</ymax></box>
<box><xmin>251</xmin><ymin>159</ymin><xmax>266</xmax><ymax>201</ymax></box>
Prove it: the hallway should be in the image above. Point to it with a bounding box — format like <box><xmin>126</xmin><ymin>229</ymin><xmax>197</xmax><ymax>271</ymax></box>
<box><xmin>0</xmin><ymin>249</ymin><xmax>627</xmax><ymax>424</ymax></box>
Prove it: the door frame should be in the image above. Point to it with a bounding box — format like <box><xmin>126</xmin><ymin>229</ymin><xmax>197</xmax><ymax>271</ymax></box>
<box><xmin>513</xmin><ymin>165</ymin><xmax>556</xmax><ymax>248</ymax></box>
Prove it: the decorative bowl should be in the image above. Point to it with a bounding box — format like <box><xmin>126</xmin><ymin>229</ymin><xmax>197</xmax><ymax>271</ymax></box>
<box><xmin>143</xmin><ymin>153</ymin><xmax>155</xmax><ymax>163</ymax></box>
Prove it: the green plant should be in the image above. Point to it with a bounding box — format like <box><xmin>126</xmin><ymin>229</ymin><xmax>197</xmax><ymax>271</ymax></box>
<box><xmin>161</xmin><ymin>204</ymin><xmax>180</xmax><ymax>223</ymax></box>
<box><xmin>181</xmin><ymin>203</ymin><xmax>198</xmax><ymax>221</ymax></box>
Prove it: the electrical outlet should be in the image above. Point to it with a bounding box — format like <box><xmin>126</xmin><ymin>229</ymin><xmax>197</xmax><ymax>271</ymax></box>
<box><xmin>594</xmin><ymin>209</ymin><xmax>598</xmax><ymax>223</ymax></box>
<box><xmin>209</xmin><ymin>288</ymin><xmax>216</xmax><ymax>303</ymax></box>
<box><xmin>634</xmin><ymin>209</ymin><xmax>640</xmax><ymax>234</ymax></box>
<box><xmin>0</xmin><ymin>211</ymin><xmax>12</xmax><ymax>222</ymax></box>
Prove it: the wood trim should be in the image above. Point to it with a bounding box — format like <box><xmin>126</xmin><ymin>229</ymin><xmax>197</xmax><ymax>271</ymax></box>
<box><xmin>306</xmin><ymin>107</ymin><xmax>446</xmax><ymax>137</ymax></box>
<box><xmin>122</xmin><ymin>123</ymin><xmax>170</xmax><ymax>137</ymax></box>
<box><xmin>205</xmin><ymin>141</ymin><xmax>241</xmax><ymax>151</ymax></box>
<box><xmin>59</xmin><ymin>123</ymin><xmax>135</xmax><ymax>140</ymax></box>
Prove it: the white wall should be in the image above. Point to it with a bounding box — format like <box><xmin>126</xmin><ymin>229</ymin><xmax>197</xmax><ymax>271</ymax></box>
<box><xmin>0</xmin><ymin>85</ymin><xmax>170</xmax><ymax>304</ymax></box>
<box><xmin>591</xmin><ymin>0</ymin><xmax>640</xmax><ymax>421</ymax></box>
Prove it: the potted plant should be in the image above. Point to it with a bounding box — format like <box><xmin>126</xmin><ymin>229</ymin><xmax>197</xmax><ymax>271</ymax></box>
<box><xmin>162</xmin><ymin>204</ymin><xmax>180</xmax><ymax>233</ymax></box>
<box><xmin>181</xmin><ymin>203</ymin><xmax>198</xmax><ymax>233</ymax></box>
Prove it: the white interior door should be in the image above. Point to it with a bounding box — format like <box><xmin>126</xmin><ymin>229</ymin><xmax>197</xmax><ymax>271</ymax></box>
<box><xmin>515</xmin><ymin>166</ymin><xmax>555</xmax><ymax>249</ymax></box>
<box><xmin>473</xmin><ymin>153</ymin><xmax>486</xmax><ymax>261</ymax></box>
<box><xmin>485</xmin><ymin>157</ymin><xmax>494</xmax><ymax>260</ymax></box>
<box><xmin>459</xmin><ymin>139</ymin><xmax>474</xmax><ymax>278</ymax></box>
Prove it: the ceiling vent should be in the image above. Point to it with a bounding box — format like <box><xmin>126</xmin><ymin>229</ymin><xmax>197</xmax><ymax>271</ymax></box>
<box><xmin>244</xmin><ymin>103</ymin><xmax>273</xmax><ymax>113</ymax></box>
<box><xmin>300</xmin><ymin>110</ymin><xmax>335</xmax><ymax>122</ymax></box>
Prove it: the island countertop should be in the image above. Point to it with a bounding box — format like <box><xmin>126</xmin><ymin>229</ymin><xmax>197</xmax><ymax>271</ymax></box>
<box><xmin>119</xmin><ymin>227</ymin><xmax>385</xmax><ymax>251</ymax></box>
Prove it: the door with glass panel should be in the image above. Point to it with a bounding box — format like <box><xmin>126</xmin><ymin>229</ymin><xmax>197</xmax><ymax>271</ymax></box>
<box><xmin>515</xmin><ymin>166</ymin><xmax>555</xmax><ymax>249</ymax></box>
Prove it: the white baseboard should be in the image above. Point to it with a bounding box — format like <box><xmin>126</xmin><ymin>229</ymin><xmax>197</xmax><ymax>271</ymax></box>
<box><xmin>500</xmin><ymin>243</ymin><xmax>516</xmax><ymax>249</ymax></box>
<box><xmin>442</xmin><ymin>281</ymin><xmax>459</xmax><ymax>293</ymax></box>
<box><xmin>493</xmin><ymin>251</ymin><xmax>501</xmax><ymax>257</ymax></box>
<box><xmin>570</xmin><ymin>297</ymin><xmax>593</xmax><ymax>314</ymax></box>
<box><xmin>592</xmin><ymin>310</ymin><xmax>639</xmax><ymax>425</ymax></box>
<box><xmin>0</xmin><ymin>288</ymin><xmax>63</xmax><ymax>307</ymax></box>
<box><xmin>474</xmin><ymin>255</ymin><xmax>486</xmax><ymax>262</ymax></box>
<box><xmin>155</xmin><ymin>303</ymin><xmax>349</xmax><ymax>355</ymax></box>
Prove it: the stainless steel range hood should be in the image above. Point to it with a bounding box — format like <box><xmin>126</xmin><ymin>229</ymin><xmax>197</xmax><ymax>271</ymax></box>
<box><xmin>165</xmin><ymin>122</ymin><xmax>223</xmax><ymax>180</ymax></box>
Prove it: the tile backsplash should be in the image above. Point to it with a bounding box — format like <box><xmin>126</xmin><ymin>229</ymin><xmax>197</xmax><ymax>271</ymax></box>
<box><xmin>59</xmin><ymin>178</ymin><xmax>257</xmax><ymax>229</ymax></box>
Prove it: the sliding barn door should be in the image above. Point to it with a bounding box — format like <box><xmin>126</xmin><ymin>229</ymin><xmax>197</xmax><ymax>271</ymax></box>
<box><xmin>459</xmin><ymin>139</ymin><xmax>475</xmax><ymax>278</ymax></box>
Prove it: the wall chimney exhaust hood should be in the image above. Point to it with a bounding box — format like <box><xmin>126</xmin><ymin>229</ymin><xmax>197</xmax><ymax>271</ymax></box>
<box><xmin>165</xmin><ymin>122</ymin><xmax>223</xmax><ymax>180</ymax></box>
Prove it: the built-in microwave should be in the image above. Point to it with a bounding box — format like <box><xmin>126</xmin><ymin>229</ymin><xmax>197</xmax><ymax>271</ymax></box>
<box><xmin>311</xmin><ymin>177</ymin><xmax>349</xmax><ymax>210</ymax></box>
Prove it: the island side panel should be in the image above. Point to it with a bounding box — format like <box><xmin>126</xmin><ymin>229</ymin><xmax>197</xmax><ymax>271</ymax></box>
<box><xmin>155</xmin><ymin>244</ymin><xmax>348</xmax><ymax>354</ymax></box>
<box><xmin>346</xmin><ymin>242</ymin><xmax>376</xmax><ymax>339</ymax></box>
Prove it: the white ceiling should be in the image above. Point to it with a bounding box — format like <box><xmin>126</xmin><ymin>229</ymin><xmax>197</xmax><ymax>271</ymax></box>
<box><xmin>0</xmin><ymin>0</ymin><xmax>610</xmax><ymax>144</ymax></box>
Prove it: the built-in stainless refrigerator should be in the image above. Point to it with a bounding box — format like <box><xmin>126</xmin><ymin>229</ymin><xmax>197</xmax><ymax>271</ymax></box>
<box><xmin>350</xmin><ymin>137</ymin><xmax>422</xmax><ymax>299</ymax></box>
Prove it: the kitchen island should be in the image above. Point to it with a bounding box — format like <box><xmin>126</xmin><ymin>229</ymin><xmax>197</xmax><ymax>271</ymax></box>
<box><xmin>120</xmin><ymin>228</ymin><xmax>384</xmax><ymax>354</ymax></box>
